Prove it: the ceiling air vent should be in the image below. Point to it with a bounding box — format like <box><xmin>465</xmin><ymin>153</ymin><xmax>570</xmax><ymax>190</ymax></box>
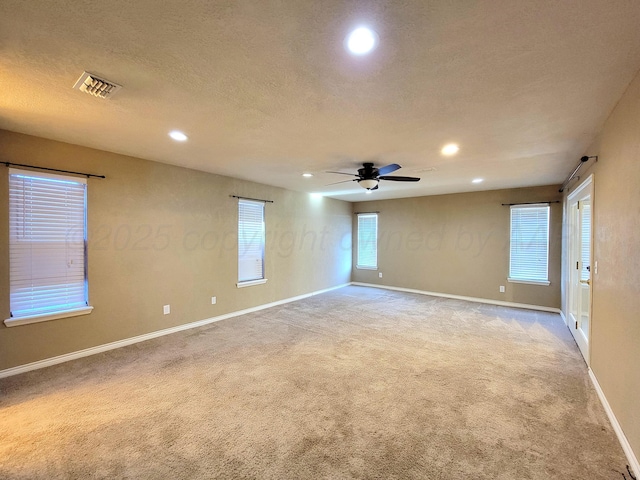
<box><xmin>73</xmin><ymin>71</ymin><xmax>122</xmax><ymax>99</ymax></box>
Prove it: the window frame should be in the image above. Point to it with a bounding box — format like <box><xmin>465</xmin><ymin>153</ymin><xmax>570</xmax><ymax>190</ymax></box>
<box><xmin>4</xmin><ymin>168</ymin><xmax>93</xmax><ymax>327</ymax></box>
<box><xmin>237</xmin><ymin>198</ymin><xmax>267</xmax><ymax>288</ymax></box>
<box><xmin>508</xmin><ymin>203</ymin><xmax>551</xmax><ymax>286</ymax></box>
<box><xmin>356</xmin><ymin>213</ymin><xmax>378</xmax><ymax>270</ymax></box>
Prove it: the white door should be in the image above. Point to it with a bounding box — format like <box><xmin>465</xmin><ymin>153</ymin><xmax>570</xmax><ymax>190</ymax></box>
<box><xmin>567</xmin><ymin>175</ymin><xmax>593</xmax><ymax>363</ymax></box>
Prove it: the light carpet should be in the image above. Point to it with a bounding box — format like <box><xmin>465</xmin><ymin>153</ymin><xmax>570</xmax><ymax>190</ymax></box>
<box><xmin>0</xmin><ymin>286</ymin><xmax>629</xmax><ymax>479</ymax></box>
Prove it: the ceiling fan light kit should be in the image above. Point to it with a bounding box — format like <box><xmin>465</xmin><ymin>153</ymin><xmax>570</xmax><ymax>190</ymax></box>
<box><xmin>358</xmin><ymin>178</ymin><xmax>379</xmax><ymax>190</ymax></box>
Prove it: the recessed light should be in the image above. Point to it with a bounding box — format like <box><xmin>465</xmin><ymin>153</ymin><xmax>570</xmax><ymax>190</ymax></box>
<box><xmin>302</xmin><ymin>173</ymin><xmax>313</xmax><ymax>178</ymax></box>
<box><xmin>472</xmin><ymin>178</ymin><xmax>483</xmax><ymax>184</ymax></box>
<box><xmin>441</xmin><ymin>143</ymin><xmax>459</xmax><ymax>156</ymax></box>
<box><xmin>365</xmin><ymin>190</ymin><xmax>373</xmax><ymax>195</ymax></box>
<box><xmin>346</xmin><ymin>27</ymin><xmax>378</xmax><ymax>55</ymax></box>
<box><xmin>169</xmin><ymin>130</ymin><xmax>188</xmax><ymax>142</ymax></box>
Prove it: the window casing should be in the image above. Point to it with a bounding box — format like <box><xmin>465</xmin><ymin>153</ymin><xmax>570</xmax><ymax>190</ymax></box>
<box><xmin>5</xmin><ymin>169</ymin><xmax>92</xmax><ymax>326</ymax></box>
<box><xmin>509</xmin><ymin>204</ymin><xmax>550</xmax><ymax>285</ymax></box>
<box><xmin>237</xmin><ymin>199</ymin><xmax>266</xmax><ymax>286</ymax></box>
<box><xmin>357</xmin><ymin>213</ymin><xmax>378</xmax><ymax>269</ymax></box>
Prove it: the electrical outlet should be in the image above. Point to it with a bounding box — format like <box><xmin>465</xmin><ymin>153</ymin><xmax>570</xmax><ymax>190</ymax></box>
<box><xmin>163</xmin><ymin>305</ymin><xmax>170</xmax><ymax>315</ymax></box>
<box><xmin>499</xmin><ymin>286</ymin><xmax>505</xmax><ymax>293</ymax></box>
<box><xmin>378</xmin><ymin>272</ymin><xmax>383</xmax><ymax>278</ymax></box>
<box><xmin>211</xmin><ymin>296</ymin><xmax>217</xmax><ymax>305</ymax></box>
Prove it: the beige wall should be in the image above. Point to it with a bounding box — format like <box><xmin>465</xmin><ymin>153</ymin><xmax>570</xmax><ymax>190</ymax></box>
<box><xmin>352</xmin><ymin>185</ymin><xmax>562</xmax><ymax>309</ymax></box>
<box><xmin>0</xmin><ymin>130</ymin><xmax>352</xmax><ymax>370</ymax></box>
<box><xmin>562</xmin><ymin>70</ymin><xmax>640</xmax><ymax>459</ymax></box>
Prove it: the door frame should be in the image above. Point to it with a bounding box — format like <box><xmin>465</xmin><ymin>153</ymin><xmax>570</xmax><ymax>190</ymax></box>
<box><xmin>564</xmin><ymin>174</ymin><xmax>594</xmax><ymax>364</ymax></box>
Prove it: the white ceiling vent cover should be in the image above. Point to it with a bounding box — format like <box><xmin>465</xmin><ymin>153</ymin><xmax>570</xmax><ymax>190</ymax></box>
<box><xmin>73</xmin><ymin>71</ymin><xmax>122</xmax><ymax>99</ymax></box>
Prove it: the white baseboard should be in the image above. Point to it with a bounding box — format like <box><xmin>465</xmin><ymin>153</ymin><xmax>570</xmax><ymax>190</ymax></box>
<box><xmin>0</xmin><ymin>282</ymin><xmax>350</xmax><ymax>379</ymax></box>
<box><xmin>351</xmin><ymin>282</ymin><xmax>561</xmax><ymax>314</ymax></box>
<box><xmin>559</xmin><ymin>310</ymin><xmax>567</xmax><ymax>325</ymax></box>
<box><xmin>588</xmin><ymin>369</ymin><xmax>639</xmax><ymax>477</ymax></box>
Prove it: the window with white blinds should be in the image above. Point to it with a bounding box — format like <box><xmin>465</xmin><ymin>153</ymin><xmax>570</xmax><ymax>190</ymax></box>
<box><xmin>238</xmin><ymin>199</ymin><xmax>265</xmax><ymax>283</ymax></box>
<box><xmin>357</xmin><ymin>213</ymin><xmax>378</xmax><ymax>269</ymax></box>
<box><xmin>509</xmin><ymin>204</ymin><xmax>550</xmax><ymax>284</ymax></box>
<box><xmin>8</xmin><ymin>169</ymin><xmax>89</xmax><ymax>320</ymax></box>
<box><xmin>580</xmin><ymin>203</ymin><xmax>591</xmax><ymax>282</ymax></box>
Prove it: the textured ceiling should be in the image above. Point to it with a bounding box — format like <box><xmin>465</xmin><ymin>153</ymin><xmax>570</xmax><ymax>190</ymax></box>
<box><xmin>1</xmin><ymin>1</ymin><xmax>640</xmax><ymax>201</ymax></box>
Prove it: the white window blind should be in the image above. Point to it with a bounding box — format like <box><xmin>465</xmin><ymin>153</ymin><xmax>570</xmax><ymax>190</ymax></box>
<box><xmin>509</xmin><ymin>204</ymin><xmax>550</xmax><ymax>283</ymax></box>
<box><xmin>238</xmin><ymin>199</ymin><xmax>265</xmax><ymax>283</ymax></box>
<box><xmin>357</xmin><ymin>213</ymin><xmax>378</xmax><ymax>269</ymax></box>
<box><xmin>581</xmin><ymin>203</ymin><xmax>591</xmax><ymax>282</ymax></box>
<box><xmin>9</xmin><ymin>169</ymin><xmax>88</xmax><ymax>318</ymax></box>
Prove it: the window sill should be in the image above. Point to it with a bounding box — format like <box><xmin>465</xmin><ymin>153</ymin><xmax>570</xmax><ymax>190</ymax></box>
<box><xmin>356</xmin><ymin>266</ymin><xmax>378</xmax><ymax>270</ymax></box>
<box><xmin>507</xmin><ymin>278</ymin><xmax>551</xmax><ymax>286</ymax></box>
<box><xmin>237</xmin><ymin>278</ymin><xmax>268</xmax><ymax>288</ymax></box>
<box><xmin>4</xmin><ymin>306</ymin><xmax>94</xmax><ymax>327</ymax></box>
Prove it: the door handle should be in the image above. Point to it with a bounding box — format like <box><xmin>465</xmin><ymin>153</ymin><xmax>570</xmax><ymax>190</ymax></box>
<box><xmin>579</xmin><ymin>279</ymin><xmax>591</xmax><ymax>285</ymax></box>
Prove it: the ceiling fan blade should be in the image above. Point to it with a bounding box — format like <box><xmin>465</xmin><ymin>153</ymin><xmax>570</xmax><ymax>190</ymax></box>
<box><xmin>326</xmin><ymin>171</ymin><xmax>358</xmax><ymax>176</ymax></box>
<box><xmin>378</xmin><ymin>175</ymin><xmax>421</xmax><ymax>182</ymax></box>
<box><xmin>326</xmin><ymin>179</ymin><xmax>357</xmax><ymax>186</ymax></box>
<box><xmin>377</xmin><ymin>163</ymin><xmax>402</xmax><ymax>175</ymax></box>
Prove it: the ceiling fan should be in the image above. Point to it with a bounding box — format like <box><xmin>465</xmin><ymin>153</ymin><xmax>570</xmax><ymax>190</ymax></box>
<box><xmin>327</xmin><ymin>163</ymin><xmax>420</xmax><ymax>191</ymax></box>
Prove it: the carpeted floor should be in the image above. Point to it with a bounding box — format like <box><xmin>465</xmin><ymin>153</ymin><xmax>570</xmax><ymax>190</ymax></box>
<box><xmin>0</xmin><ymin>286</ymin><xmax>629</xmax><ymax>479</ymax></box>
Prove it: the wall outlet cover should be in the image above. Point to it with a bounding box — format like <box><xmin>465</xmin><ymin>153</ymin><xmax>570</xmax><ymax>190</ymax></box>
<box><xmin>499</xmin><ymin>286</ymin><xmax>505</xmax><ymax>293</ymax></box>
<box><xmin>211</xmin><ymin>296</ymin><xmax>217</xmax><ymax>305</ymax></box>
<box><xmin>163</xmin><ymin>305</ymin><xmax>170</xmax><ymax>315</ymax></box>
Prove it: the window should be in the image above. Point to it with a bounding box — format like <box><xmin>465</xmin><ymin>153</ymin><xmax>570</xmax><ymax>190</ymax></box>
<box><xmin>580</xmin><ymin>202</ymin><xmax>591</xmax><ymax>282</ymax></box>
<box><xmin>357</xmin><ymin>213</ymin><xmax>378</xmax><ymax>269</ymax></box>
<box><xmin>237</xmin><ymin>199</ymin><xmax>266</xmax><ymax>286</ymax></box>
<box><xmin>6</xmin><ymin>169</ymin><xmax>92</xmax><ymax>326</ymax></box>
<box><xmin>509</xmin><ymin>204</ymin><xmax>550</xmax><ymax>285</ymax></box>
